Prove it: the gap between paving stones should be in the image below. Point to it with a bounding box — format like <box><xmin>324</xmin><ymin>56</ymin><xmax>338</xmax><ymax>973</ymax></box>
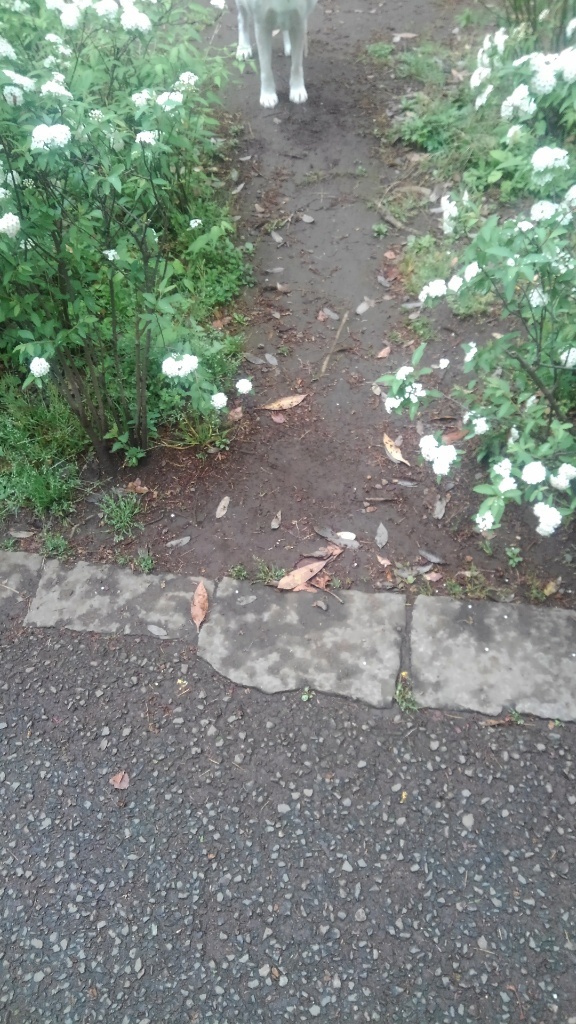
<box><xmin>3</xmin><ymin>551</ymin><xmax>576</xmax><ymax>719</ymax></box>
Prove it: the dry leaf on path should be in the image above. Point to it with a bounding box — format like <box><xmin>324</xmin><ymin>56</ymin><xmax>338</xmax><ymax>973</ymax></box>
<box><xmin>376</xmin><ymin>345</ymin><xmax>391</xmax><ymax>359</ymax></box>
<box><xmin>215</xmin><ymin>496</ymin><xmax>230</xmax><ymax>519</ymax></box>
<box><xmin>271</xmin><ymin>511</ymin><xmax>282</xmax><ymax>530</ymax></box>
<box><xmin>301</xmin><ymin>213</ymin><xmax>315</xmax><ymax>224</ymax></box>
<box><xmin>383</xmin><ymin>433</ymin><xmax>410</xmax><ymax>466</ymax></box>
<box><xmin>304</xmin><ymin>543</ymin><xmax>343</xmax><ymax>559</ymax></box>
<box><xmin>228</xmin><ymin>406</ymin><xmax>243</xmax><ymax>423</ymax></box>
<box><xmin>424</xmin><ymin>571</ymin><xmax>443</xmax><ymax>583</ymax></box>
<box><xmin>9</xmin><ymin>529</ymin><xmax>35</xmax><ymax>538</ymax></box>
<box><xmin>265</xmin><ymin>353</ymin><xmax>278</xmax><ymax>366</ymax></box>
<box><xmin>356</xmin><ymin>297</ymin><xmax>375</xmax><ymax>316</ymax></box>
<box><xmin>260</xmin><ymin>395</ymin><xmax>307</xmax><ymax>411</ymax></box>
<box><xmin>377</xmin><ymin>555</ymin><xmax>391</xmax><ymax>567</ymax></box>
<box><xmin>314</xmin><ymin>525</ymin><xmax>359</xmax><ymax>550</ymax></box>
<box><xmin>270</xmin><ymin>412</ymin><xmax>286</xmax><ymax>423</ymax></box>
<box><xmin>433</xmin><ymin>495</ymin><xmax>446</xmax><ymax>520</ymax></box>
<box><xmin>270</xmin><ymin>230</ymin><xmax>283</xmax><ymax>244</ymax></box>
<box><xmin>191</xmin><ymin>581</ymin><xmax>209</xmax><ymax>629</ymax></box>
<box><xmin>375</xmin><ymin>522</ymin><xmax>389</xmax><ymax>548</ymax></box>
<box><xmin>418</xmin><ymin>547</ymin><xmax>446</xmax><ymax>564</ymax></box>
<box><xmin>277</xmin><ymin>559</ymin><xmax>327</xmax><ymax>591</ymax></box>
<box><xmin>110</xmin><ymin>771</ymin><xmax>129</xmax><ymax>790</ymax></box>
<box><xmin>442</xmin><ymin>427</ymin><xmax>466</xmax><ymax>444</ymax></box>
<box><xmin>127</xmin><ymin>478</ymin><xmax>149</xmax><ymax>494</ymax></box>
<box><xmin>543</xmin><ymin>578</ymin><xmax>560</xmax><ymax>597</ymax></box>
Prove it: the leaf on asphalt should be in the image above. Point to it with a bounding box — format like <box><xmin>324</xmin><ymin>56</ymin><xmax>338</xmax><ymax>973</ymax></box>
<box><xmin>393</xmin><ymin>31</ymin><xmax>417</xmax><ymax>39</ymax></box>
<box><xmin>191</xmin><ymin>580</ymin><xmax>209</xmax><ymax>629</ymax></box>
<box><xmin>543</xmin><ymin>578</ymin><xmax>560</xmax><ymax>597</ymax></box>
<box><xmin>418</xmin><ymin>548</ymin><xmax>446</xmax><ymax>564</ymax></box>
<box><xmin>166</xmin><ymin>536</ymin><xmax>191</xmax><ymax>548</ymax></box>
<box><xmin>147</xmin><ymin>624</ymin><xmax>168</xmax><ymax>637</ymax></box>
<box><xmin>377</xmin><ymin>555</ymin><xmax>391</xmax><ymax>567</ymax></box>
<box><xmin>254</xmin><ymin>202</ymin><xmax>265</xmax><ymax>213</ymax></box>
<box><xmin>265</xmin><ymin>353</ymin><xmax>278</xmax><ymax>366</ymax></box>
<box><xmin>260</xmin><ymin>395</ymin><xmax>307</xmax><ymax>411</ymax></box>
<box><xmin>321</xmin><ymin>306</ymin><xmax>340</xmax><ymax>320</ymax></box>
<box><xmin>244</xmin><ymin>352</ymin><xmax>265</xmax><ymax>365</ymax></box>
<box><xmin>372</xmin><ymin>384</ymin><xmax>382</xmax><ymax>396</ymax></box>
<box><xmin>228</xmin><ymin>405</ymin><xmax>243</xmax><ymax>423</ymax></box>
<box><xmin>270</xmin><ymin>411</ymin><xmax>286</xmax><ymax>423</ymax></box>
<box><xmin>231</xmin><ymin>182</ymin><xmax>245</xmax><ymax>195</ymax></box>
<box><xmin>126</xmin><ymin>478</ymin><xmax>149</xmax><ymax>494</ymax></box>
<box><xmin>270</xmin><ymin>230</ymin><xmax>283</xmax><ymax>244</ymax></box>
<box><xmin>277</xmin><ymin>559</ymin><xmax>328</xmax><ymax>591</ymax></box>
<box><xmin>271</xmin><ymin>511</ymin><xmax>282</xmax><ymax>530</ymax></box>
<box><xmin>301</xmin><ymin>213</ymin><xmax>315</xmax><ymax>224</ymax></box>
<box><xmin>384</xmin><ymin>250</ymin><xmax>397</xmax><ymax>260</ymax></box>
<box><xmin>424</xmin><ymin>571</ymin><xmax>443</xmax><ymax>582</ymax></box>
<box><xmin>9</xmin><ymin>529</ymin><xmax>36</xmax><ymax>538</ymax></box>
<box><xmin>215</xmin><ymin>496</ymin><xmax>230</xmax><ymax>519</ymax></box>
<box><xmin>383</xmin><ymin>433</ymin><xmax>410</xmax><ymax>466</ymax></box>
<box><xmin>356</xmin><ymin>297</ymin><xmax>375</xmax><ymax>316</ymax></box>
<box><xmin>312</xmin><ymin>599</ymin><xmax>328</xmax><ymax>610</ymax></box>
<box><xmin>375</xmin><ymin>522</ymin><xmax>389</xmax><ymax>548</ymax></box>
<box><xmin>303</xmin><ymin>543</ymin><xmax>343</xmax><ymax>559</ymax></box>
<box><xmin>376</xmin><ymin>345</ymin><xmax>391</xmax><ymax>358</ymax></box>
<box><xmin>433</xmin><ymin>495</ymin><xmax>446</xmax><ymax>520</ymax></box>
<box><xmin>276</xmin><ymin>282</ymin><xmax>291</xmax><ymax>293</ymax></box>
<box><xmin>109</xmin><ymin>771</ymin><xmax>129</xmax><ymax>790</ymax></box>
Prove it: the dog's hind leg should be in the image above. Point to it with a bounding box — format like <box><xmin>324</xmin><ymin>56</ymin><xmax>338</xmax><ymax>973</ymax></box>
<box><xmin>288</xmin><ymin>16</ymin><xmax>307</xmax><ymax>103</ymax></box>
<box><xmin>236</xmin><ymin>2</ymin><xmax>252</xmax><ymax>59</ymax></box>
<box><xmin>254</xmin><ymin>21</ymin><xmax>278</xmax><ymax>107</ymax></box>
<box><xmin>283</xmin><ymin>31</ymin><xmax>291</xmax><ymax>56</ymax></box>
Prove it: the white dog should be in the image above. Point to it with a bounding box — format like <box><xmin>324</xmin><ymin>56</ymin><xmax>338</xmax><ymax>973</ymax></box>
<box><xmin>235</xmin><ymin>0</ymin><xmax>318</xmax><ymax>108</ymax></box>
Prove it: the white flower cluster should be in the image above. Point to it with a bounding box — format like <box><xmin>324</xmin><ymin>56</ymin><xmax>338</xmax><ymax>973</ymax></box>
<box><xmin>533</xmin><ymin>501</ymin><xmax>562</xmax><ymax>537</ymax></box>
<box><xmin>94</xmin><ymin>0</ymin><xmax>117</xmax><ymax>17</ymax></box>
<box><xmin>156</xmin><ymin>91</ymin><xmax>183</xmax><ymax>109</ymax></box>
<box><xmin>550</xmin><ymin>463</ymin><xmax>576</xmax><ymax>490</ymax></box>
<box><xmin>0</xmin><ymin>37</ymin><xmax>17</xmax><ymax>61</ymax></box>
<box><xmin>506</xmin><ymin>124</ymin><xmax>523</xmax><ymax>144</ymax></box>
<box><xmin>211</xmin><ymin>392</ymin><xmax>227</xmax><ymax>409</ymax></box>
<box><xmin>0</xmin><ymin>212</ymin><xmax>20</xmax><ymax>237</ymax></box>
<box><xmin>475</xmin><ymin>84</ymin><xmax>493</xmax><ymax>109</ymax></box>
<box><xmin>162</xmin><ymin>353</ymin><xmax>199</xmax><ymax>378</ymax></box>
<box><xmin>3</xmin><ymin>69</ymin><xmax>34</xmax><ymax>91</ymax></box>
<box><xmin>521</xmin><ymin>460</ymin><xmax>546</xmax><ymax>485</ymax></box>
<box><xmin>472</xmin><ymin>416</ymin><xmax>489</xmax><ymax>435</ymax></box>
<box><xmin>31</xmin><ymin>122</ymin><xmax>71</xmax><ymax>149</ymax></box>
<box><xmin>528</xmin><ymin>286</ymin><xmax>548</xmax><ymax>308</ymax></box>
<box><xmin>531</xmin><ymin>145</ymin><xmax>569</xmax><ymax>184</ymax></box>
<box><xmin>464</xmin><ymin>341</ymin><xmax>477</xmax><ymax>363</ymax></box>
<box><xmin>395</xmin><ymin>366</ymin><xmax>413</xmax><ymax>381</ymax></box>
<box><xmin>501</xmin><ymin>83</ymin><xmax>537</xmax><ymax>120</ymax></box>
<box><xmin>132</xmin><ymin>89</ymin><xmax>153</xmax><ymax>108</ymax></box>
<box><xmin>560</xmin><ymin>347</ymin><xmax>576</xmax><ymax>368</ymax></box>
<box><xmin>418</xmin><ymin>279</ymin><xmax>446</xmax><ymax>303</ymax></box>
<box><xmin>120</xmin><ymin>1</ymin><xmax>152</xmax><ymax>32</ymax></box>
<box><xmin>3</xmin><ymin>85</ymin><xmax>23</xmax><ymax>106</ymax></box>
<box><xmin>30</xmin><ymin>356</ymin><xmax>50</xmax><ymax>378</ymax></box>
<box><xmin>189</xmin><ymin>218</ymin><xmax>202</xmax><ymax>229</ymax></box>
<box><xmin>176</xmin><ymin>72</ymin><xmax>198</xmax><ymax>89</ymax></box>
<box><xmin>236</xmin><ymin>379</ymin><xmax>252</xmax><ymax>394</ymax></box>
<box><xmin>492</xmin><ymin>457</ymin><xmax>516</xmax><ymax>494</ymax></box>
<box><xmin>419</xmin><ymin>435</ymin><xmax>458</xmax><ymax>476</ymax></box>
<box><xmin>135</xmin><ymin>129</ymin><xmax>158</xmax><ymax>145</ymax></box>
<box><xmin>440</xmin><ymin>194</ymin><xmax>458</xmax><ymax>235</ymax></box>
<box><xmin>40</xmin><ymin>74</ymin><xmax>73</xmax><ymax>100</ymax></box>
<box><xmin>103</xmin><ymin>248</ymin><xmax>118</xmax><ymax>260</ymax></box>
<box><xmin>475</xmin><ymin>511</ymin><xmax>494</xmax><ymax>532</ymax></box>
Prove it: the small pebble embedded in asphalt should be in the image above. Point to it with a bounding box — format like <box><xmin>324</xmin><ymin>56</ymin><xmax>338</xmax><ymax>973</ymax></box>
<box><xmin>0</xmin><ymin>628</ymin><xmax>575</xmax><ymax>1023</ymax></box>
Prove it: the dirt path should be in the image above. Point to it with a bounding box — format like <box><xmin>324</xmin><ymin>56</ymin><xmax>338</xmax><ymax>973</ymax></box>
<box><xmin>28</xmin><ymin>0</ymin><xmax>574</xmax><ymax>606</ymax></box>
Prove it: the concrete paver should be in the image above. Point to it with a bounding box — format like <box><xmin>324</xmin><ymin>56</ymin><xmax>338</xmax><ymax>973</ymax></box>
<box><xmin>198</xmin><ymin>576</ymin><xmax>405</xmax><ymax>705</ymax></box>
<box><xmin>411</xmin><ymin>595</ymin><xmax>576</xmax><ymax>720</ymax></box>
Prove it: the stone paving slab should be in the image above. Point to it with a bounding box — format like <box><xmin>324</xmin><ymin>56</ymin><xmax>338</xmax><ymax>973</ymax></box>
<box><xmin>0</xmin><ymin>552</ymin><xmax>43</xmax><ymax>628</ymax></box>
<box><xmin>198</xmin><ymin>576</ymin><xmax>405</xmax><ymax>705</ymax></box>
<box><xmin>24</xmin><ymin>559</ymin><xmax>213</xmax><ymax>640</ymax></box>
<box><xmin>411</xmin><ymin>595</ymin><xmax>576</xmax><ymax>721</ymax></box>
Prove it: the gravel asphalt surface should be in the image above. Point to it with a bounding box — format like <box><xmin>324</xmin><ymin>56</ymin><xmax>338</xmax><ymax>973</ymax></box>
<box><xmin>1</xmin><ymin>626</ymin><xmax>575</xmax><ymax>1023</ymax></box>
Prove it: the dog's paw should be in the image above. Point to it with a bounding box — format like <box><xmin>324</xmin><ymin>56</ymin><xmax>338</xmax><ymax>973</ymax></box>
<box><xmin>236</xmin><ymin>44</ymin><xmax>252</xmax><ymax>60</ymax></box>
<box><xmin>260</xmin><ymin>90</ymin><xmax>279</xmax><ymax>108</ymax></box>
<box><xmin>289</xmin><ymin>85</ymin><xmax>308</xmax><ymax>104</ymax></box>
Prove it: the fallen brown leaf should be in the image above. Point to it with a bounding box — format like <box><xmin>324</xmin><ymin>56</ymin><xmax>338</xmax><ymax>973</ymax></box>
<box><xmin>383</xmin><ymin>433</ymin><xmax>410</xmax><ymax>467</ymax></box>
<box><xmin>215</xmin><ymin>496</ymin><xmax>230</xmax><ymax>519</ymax></box>
<box><xmin>191</xmin><ymin>581</ymin><xmax>209</xmax><ymax>629</ymax></box>
<box><xmin>109</xmin><ymin>771</ymin><xmax>129</xmax><ymax>790</ymax></box>
<box><xmin>127</xmin><ymin>478</ymin><xmax>148</xmax><ymax>494</ymax></box>
<box><xmin>228</xmin><ymin>406</ymin><xmax>243</xmax><ymax>423</ymax></box>
<box><xmin>424</xmin><ymin>571</ymin><xmax>443</xmax><ymax>583</ymax></box>
<box><xmin>376</xmin><ymin>345</ymin><xmax>391</xmax><ymax>359</ymax></box>
<box><xmin>260</xmin><ymin>395</ymin><xmax>307</xmax><ymax>411</ymax></box>
<box><xmin>442</xmin><ymin>427</ymin><xmax>466</xmax><ymax>444</ymax></box>
<box><xmin>543</xmin><ymin>578</ymin><xmax>560</xmax><ymax>597</ymax></box>
<box><xmin>377</xmin><ymin>555</ymin><xmax>391</xmax><ymax>567</ymax></box>
<box><xmin>277</xmin><ymin>559</ymin><xmax>327</xmax><ymax>591</ymax></box>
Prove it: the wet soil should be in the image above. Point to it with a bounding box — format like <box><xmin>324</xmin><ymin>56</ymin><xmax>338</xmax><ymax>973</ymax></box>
<box><xmin>5</xmin><ymin>0</ymin><xmax>576</xmax><ymax>606</ymax></box>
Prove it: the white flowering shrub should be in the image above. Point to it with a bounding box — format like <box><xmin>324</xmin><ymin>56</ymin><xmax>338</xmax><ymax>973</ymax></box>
<box><xmin>382</xmin><ymin>196</ymin><xmax>576</xmax><ymax>538</ymax></box>
<box><xmin>0</xmin><ymin>0</ymin><xmax>248</xmax><ymax>467</ymax></box>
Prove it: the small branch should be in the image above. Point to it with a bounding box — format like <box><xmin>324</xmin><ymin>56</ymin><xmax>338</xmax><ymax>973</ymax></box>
<box><xmin>510</xmin><ymin>346</ymin><xmax>567</xmax><ymax>424</ymax></box>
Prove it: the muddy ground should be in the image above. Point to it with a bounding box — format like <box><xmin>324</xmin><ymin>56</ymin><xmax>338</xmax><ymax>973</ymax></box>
<box><xmin>6</xmin><ymin>0</ymin><xmax>576</xmax><ymax>606</ymax></box>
